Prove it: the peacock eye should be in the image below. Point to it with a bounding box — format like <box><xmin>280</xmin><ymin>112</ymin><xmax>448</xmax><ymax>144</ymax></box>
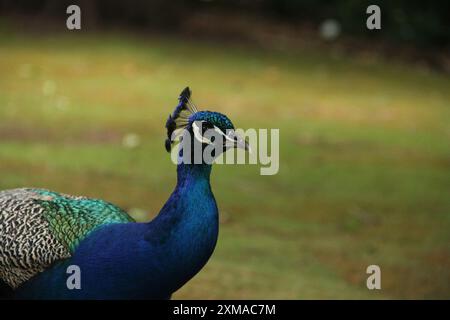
<box><xmin>202</xmin><ymin>122</ymin><xmax>213</xmax><ymax>131</ymax></box>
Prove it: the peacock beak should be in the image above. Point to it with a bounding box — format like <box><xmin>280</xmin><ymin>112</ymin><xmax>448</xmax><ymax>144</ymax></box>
<box><xmin>236</xmin><ymin>134</ymin><xmax>251</xmax><ymax>153</ymax></box>
<box><xmin>225</xmin><ymin>130</ymin><xmax>251</xmax><ymax>153</ymax></box>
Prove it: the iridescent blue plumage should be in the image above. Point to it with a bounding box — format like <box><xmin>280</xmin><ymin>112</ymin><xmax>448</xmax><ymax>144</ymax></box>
<box><xmin>14</xmin><ymin>163</ymin><xmax>218</xmax><ymax>299</ymax></box>
<box><xmin>190</xmin><ymin>111</ymin><xmax>235</xmax><ymax>132</ymax></box>
<box><xmin>0</xmin><ymin>87</ymin><xmax>247</xmax><ymax>300</ymax></box>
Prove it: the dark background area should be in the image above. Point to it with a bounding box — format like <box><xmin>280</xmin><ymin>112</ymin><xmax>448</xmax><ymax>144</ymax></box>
<box><xmin>1</xmin><ymin>0</ymin><xmax>449</xmax><ymax>48</ymax></box>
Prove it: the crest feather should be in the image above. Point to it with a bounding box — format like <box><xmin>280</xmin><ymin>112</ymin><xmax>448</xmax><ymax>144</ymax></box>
<box><xmin>165</xmin><ymin>87</ymin><xmax>198</xmax><ymax>152</ymax></box>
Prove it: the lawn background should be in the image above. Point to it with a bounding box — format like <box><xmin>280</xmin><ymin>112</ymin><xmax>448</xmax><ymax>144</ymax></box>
<box><xmin>0</xmin><ymin>29</ymin><xmax>449</xmax><ymax>299</ymax></box>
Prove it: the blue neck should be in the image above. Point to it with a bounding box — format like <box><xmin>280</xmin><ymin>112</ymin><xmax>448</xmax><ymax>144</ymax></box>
<box><xmin>144</xmin><ymin>162</ymin><xmax>219</xmax><ymax>293</ymax></box>
<box><xmin>176</xmin><ymin>162</ymin><xmax>212</xmax><ymax>185</ymax></box>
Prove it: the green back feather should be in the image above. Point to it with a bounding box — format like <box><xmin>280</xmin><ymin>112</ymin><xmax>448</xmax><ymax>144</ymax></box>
<box><xmin>33</xmin><ymin>189</ymin><xmax>134</xmax><ymax>251</ymax></box>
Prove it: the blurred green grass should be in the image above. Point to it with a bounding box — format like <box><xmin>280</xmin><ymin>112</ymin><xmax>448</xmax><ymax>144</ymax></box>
<box><xmin>0</xmin><ymin>31</ymin><xmax>449</xmax><ymax>299</ymax></box>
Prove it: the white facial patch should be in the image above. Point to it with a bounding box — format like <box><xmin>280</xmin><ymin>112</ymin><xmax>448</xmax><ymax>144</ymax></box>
<box><xmin>192</xmin><ymin>121</ymin><xmax>213</xmax><ymax>145</ymax></box>
<box><xmin>213</xmin><ymin>126</ymin><xmax>234</xmax><ymax>143</ymax></box>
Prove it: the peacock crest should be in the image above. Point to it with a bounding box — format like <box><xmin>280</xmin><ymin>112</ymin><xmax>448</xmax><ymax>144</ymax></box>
<box><xmin>165</xmin><ymin>87</ymin><xmax>198</xmax><ymax>152</ymax></box>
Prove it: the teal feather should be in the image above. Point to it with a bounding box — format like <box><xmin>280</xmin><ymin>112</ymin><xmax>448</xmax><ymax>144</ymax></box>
<box><xmin>32</xmin><ymin>189</ymin><xmax>134</xmax><ymax>251</ymax></box>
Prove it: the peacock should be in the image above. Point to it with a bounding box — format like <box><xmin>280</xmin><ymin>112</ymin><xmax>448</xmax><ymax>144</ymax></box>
<box><xmin>0</xmin><ymin>87</ymin><xmax>249</xmax><ymax>299</ymax></box>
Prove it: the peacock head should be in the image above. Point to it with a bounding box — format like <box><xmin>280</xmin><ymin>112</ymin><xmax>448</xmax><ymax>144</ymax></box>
<box><xmin>165</xmin><ymin>87</ymin><xmax>249</xmax><ymax>164</ymax></box>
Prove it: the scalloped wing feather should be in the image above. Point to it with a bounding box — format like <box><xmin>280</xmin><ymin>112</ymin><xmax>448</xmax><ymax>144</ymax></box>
<box><xmin>0</xmin><ymin>188</ymin><xmax>135</xmax><ymax>289</ymax></box>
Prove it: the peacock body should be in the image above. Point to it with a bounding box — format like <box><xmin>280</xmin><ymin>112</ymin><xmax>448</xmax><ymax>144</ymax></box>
<box><xmin>0</xmin><ymin>88</ymin><xmax>248</xmax><ymax>299</ymax></box>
